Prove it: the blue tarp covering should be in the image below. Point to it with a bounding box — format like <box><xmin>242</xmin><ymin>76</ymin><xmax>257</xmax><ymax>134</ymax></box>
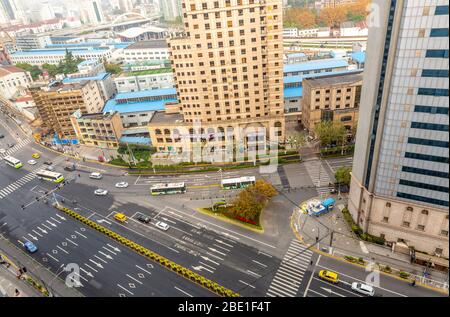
<box><xmin>284</xmin><ymin>59</ymin><xmax>348</xmax><ymax>74</ymax></box>
<box><xmin>51</xmin><ymin>134</ymin><xmax>78</xmax><ymax>145</ymax></box>
<box><xmin>351</xmin><ymin>52</ymin><xmax>366</xmax><ymax>64</ymax></box>
<box><xmin>119</xmin><ymin>136</ymin><xmax>151</xmax><ymax>145</ymax></box>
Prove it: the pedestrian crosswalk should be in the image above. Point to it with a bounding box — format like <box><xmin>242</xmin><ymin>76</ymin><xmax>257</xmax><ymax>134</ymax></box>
<box><xmin>0</xmin><ymin>138</ymin><xmax>32</xmax><ymax>159</ymax></box>
<box><xmin>266</xmin><ymin>240</ymin><xmax>313</xmax><ymax>297</ymax></box>
<box><xmin>304</xmin><ymin>160</ymin><xmax>333</xmax><ymax>197</ymax></box>
<box><xmin>0</xmin><ymin>172</ymin><xmax>37</xmax><ymax>199</ymax></box>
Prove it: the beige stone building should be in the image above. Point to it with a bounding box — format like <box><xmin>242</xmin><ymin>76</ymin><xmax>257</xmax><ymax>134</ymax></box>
<box><xmin>302</xmin><ymin>72</ymin><xmax>362</xmax><ymax>137</ymax></box>
<box><xmin>30</xmin><ymin>80</ymin><xmax>104</xmax><ymax>139</ymax></box>
<box><xmin>70</xmin><ymin>110</ymin><xmax>123</xmax><ymax>148</ymax></box>
<box><xmin>148</xmin><ymin>0</ymin><xmax>285</xmax><ymax>157</ymax></box>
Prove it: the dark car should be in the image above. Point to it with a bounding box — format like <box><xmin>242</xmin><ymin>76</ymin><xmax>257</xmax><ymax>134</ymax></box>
<box><xmin>136</xmin><ymin>214</ymin><xmax>151</xmax><ymax>224</ymax></box>
<box><xmin>0</xmin><ymin>134</ymin><xmax>4</xmax><ymax>138</ymax></box>
<box><xmin>43</xmin><ymin>161</ymin><xmax>53</xmax><ymax>165</ymax></box>
<box><xmin>8</xmin><ymin>143</ymin><xmax>15</xmax><ymax>148</ymax></box>
<box><xmin>64</xmin><ymin>165</ymin><xmax>76</xmax><ymax>171</ymax></box>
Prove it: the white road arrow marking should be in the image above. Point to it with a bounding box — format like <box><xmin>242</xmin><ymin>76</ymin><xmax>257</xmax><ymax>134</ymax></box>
<box><xmin>107</xmin><ymin>244</ymin><xmax>120</xmax><ymax>252</ymax></box>
<box><xmin>320</xmin><ymin>287</ymin><xmax>345</xmax><ymax>297</ymax></box>
<box><xmin>41</xmin><ymin>224</ymin><xmax>52</xmax><ymax>231</ymax></box>
<box><xmin>200</xmin><ymin>256</ymin><xmax>219</xmax><ymax>266</ymax></box>
<box><xmin>208</xmin><ymin>247</ymin><xmax>226</xmax><ymax>256</ymax></box>
<box><xmin>98</xmin><ymin>251</ymin><xmax>113</xmax><ymax>260</ymax></box>
<box><xmin>46</xmin><ymin>220</ymin><xmax>57</xmax><ymax>227</ymax></box>
<box><xmin>37</xmin><ymin>227</ymin><xmax>47</xmax><ymax>234</ymax></box>
<box><xmin>27</xmin><ymin>234</ymin><xmax>38</xmax><ymax>241</ymax></box>
<box><xmin>101</xmin><ymin>246</ymin><xmax>116</xmax><ymax>255</ymax></box>
<box><xmin>214</xmin><ymin>239</ymin><xmax>233</xmax><ymax>248</ymax></box>
<box><xmin>79</xmin><ymin>267</ymin><xmax>93</xmax><ymax>278</ymax></box>
<box><xmin>32</xmin><ymin>230</ymin><xmax>43</xmax><ymax>237</ymax></box>
<box><xmin>55</xmin><ymin>214</ymin><xmax>66</xmax><ymax>221</ymax></box>
<box><xmin>84</xmin><ymin>263</ymin><xmax>98</xmax><ymax>273</ymax></box>
<box><xmin>89</xmin><ymin>259</ymin><xmax>104</xmax><ymax>269</ymax></box>
<box><xmin>94</xmin><ymin>255</ymin><xmax>107</xmax><ymax>264</ymax></box>
<box><xmin>50</xmin><ymin>217</ymin><xmax>61</xmax><ymax>224</ymax></box>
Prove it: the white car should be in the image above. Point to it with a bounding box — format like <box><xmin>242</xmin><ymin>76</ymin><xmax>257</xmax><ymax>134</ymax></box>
<box><xmin>0</xmin><ymin>148</ymin><xmax>6</xmax><ymax>155</ymax></box>
<box><xmin>89</xmin><ymin>172</ymin><xmax>102</xmax><ymax>179</ymax></box>
<box><xmin>94</xmin><ymin>189</ymin><xmax>108</xmax><ymax>196</ymax></box>
<box><xmin>45</xmin><ymin>165</ymin><xmax>54</xmax><ymax>171</ymax></box>
<box><xmin>115</xmin><ymin>182</ymin><xmax>129</xmax><ymax>188</ymax></box>
<box><xmin>155</xmin><ymin>221</ymin><xmax>169</xmax><ymax>231</ymax></box>
<box><xmin>351</xmin><ymin>282</ymin><xmax>375</xmax><ymax>296</ymax></box>
<box><xmin>27</xmin><ymin>159</ymin><xmax>37</xmax><ymax>165</ymax></box>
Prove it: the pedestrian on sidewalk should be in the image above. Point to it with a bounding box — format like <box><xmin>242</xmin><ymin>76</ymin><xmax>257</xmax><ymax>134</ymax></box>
<box><xmin>14</xmin><ymin>288</ymin><xmax>20</xmax><ymax>297</ymax></box>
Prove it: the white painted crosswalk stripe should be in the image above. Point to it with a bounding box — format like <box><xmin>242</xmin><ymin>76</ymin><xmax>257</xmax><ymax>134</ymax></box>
<box><xmin>266</xmin><ymin>240</ymin><xmax>313</xmax><ymax>297</ymax></box>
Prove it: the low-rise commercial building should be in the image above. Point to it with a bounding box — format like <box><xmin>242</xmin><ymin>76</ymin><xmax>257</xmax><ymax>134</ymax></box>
<box><xmin>284</xmin><ymin>58</ymin><xmax>348</xmax><ymax>77</ymax></box>
<box><xmin>121</xmin><ymin>40</ymin><xmax>169</xmax><ymax>64</ymax></box>
<box><xmin>302</xmin><ymin>72</ymin><xmax>363</xmax><ymax>137</ymax></box>
<box><xmin>0</xmin><ymin>65</ymin><xmax>32</xmax><ymax>99</ymax></box>
<box><xmin>62</xmin><ymin>72</ymin><xmax>116</xmax><ymax>103</ymax></box>
<box><xmin>30</xmin><ymin>80</ymin><xmax>104</xmax><ymax>139</ymax></box>
<box><xmin>70</xmin><ymin>109</ymin><xmax>123</xmax><ymax>148</ymax></box>
<box><xmin>116</xmin><ymin>26</ymin><xmax>168</xmax><ymax>42</ymax></box>
<box><xmin>114</xmin><ymin>68</ymin><xmax>174</xmax><ymax>93</ymax></box>
<box><xmin>10</xmin><ymin>47</ymin><xmax>113</xmax><ymax>66</ymax></box>
<box><xmin>15</xmin><ymin>34</ymin><xmax>52</xmax><ymax>51</ymax></box>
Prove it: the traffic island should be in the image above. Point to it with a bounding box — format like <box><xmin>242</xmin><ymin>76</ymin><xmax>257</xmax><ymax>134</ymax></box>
<box><xmin>53</xmin><ymin>204</ymin><xmax>239</xmax><ymax>297</ymax></box>
<box><xmin>196</xmin><ymin>207</ymin><xmax>263</xmax><ymax>232</ymax></box>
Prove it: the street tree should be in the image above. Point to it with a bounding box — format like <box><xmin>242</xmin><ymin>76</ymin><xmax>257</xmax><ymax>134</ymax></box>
<box><xmin>319</xmin><ymin>6</ymin><xmax>347</xmax><ymax>27</ymax></box>
<box><xmin>284</xmin><ymin>8</ymin><xmax>317</xmax><ymax>29</ymax></box>
<box><xmin>15</xmin><ymin>63</ymin><xmax>42</xmax><ymax>80</ymax></box>
<box><xmin>335</xmin><ymin>166</ymin><xmax>351</xmax><ymax>186</ymax></box>
<box><xmin>314</xmin><ymin>121</ymin><xmax>347</xmax><ymax>148</ymax></box>
<box><xmin>286</xmin><ymin>131</ymin><xmax>307</xmax><ymax>152</ymax></box>
<box><xmin>104</xmin><ymin>62</ymin><xmax>122</xmax><ymax>75</ymax></box>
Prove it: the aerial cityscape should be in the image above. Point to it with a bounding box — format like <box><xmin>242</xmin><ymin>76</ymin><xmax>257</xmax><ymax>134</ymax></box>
<box><xmin>0</xmin><ymin>0</ymin><xmax>448</xmax><ymax>304</ymax></box>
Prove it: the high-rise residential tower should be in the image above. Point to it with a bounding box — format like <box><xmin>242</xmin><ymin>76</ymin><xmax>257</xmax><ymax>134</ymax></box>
<box><xmin>148</xmin><ymin>0</ymin><xmax>285</xmax><ymax>155</ymax></box>
<box><xmin>160</xmin><ymin>0</ymin><xmax>182</xmax><ymax>21</ymax></box>
<box><xmin>349</xmin><ymin>0</ymin><xmax>449</xmax><ymax>259</ymax></box>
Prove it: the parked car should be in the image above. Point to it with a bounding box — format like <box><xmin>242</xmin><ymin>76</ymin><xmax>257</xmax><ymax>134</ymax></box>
<box><xmin>114</xmin><ymin>213</ymin><xmax>127</xmax><ymax>223</ymax></box>
<box><xmin>45</xmin><ymin>166</ymin><xmax>54</xmax><ymax>171</ymax></box>
<box><xmin>89</xmin><ymin>172</ymin><xmax>102</xmax><ymax>179</ymax></box>
<box><xmin>94</xmin><ymin>189</ymin><xmax>108</xmax><ymax>196</ymax></box>
<box><xmin>136</xmin><ymin>214</ymin><xmax>151</xmax><ymax>223</ymax></box>
<box><xmin>43</xmin><ymin>161</ymin><xmax>52</xmax><ymax>165</ymax></box>
<box><xmin>351</xmin><ymin>282</ymin><xmax>375</xmax><ymax>296</ymax></box>
<box><xmin>318</xmin><ymin>270</ymin><xmax>339</xmax><ymax>284</ymax></box>
<box><xmin>64</xmin><ymin>165</ymin><xmax>76</xmax><ymax>171</ymax></box>
<box><xmin>115</xmin><ymin>182</ymin><xmax>129</xmax><ymax>188</ymax></box>
<box><xmin>155</xmin><ymin>221</ymin><xmax>169</xmax><ymax>231</ymax></box>
<box><xmin>24</xmin><ymin>241</ymin><xmax>38</xmax><ymax>253</ymax></box>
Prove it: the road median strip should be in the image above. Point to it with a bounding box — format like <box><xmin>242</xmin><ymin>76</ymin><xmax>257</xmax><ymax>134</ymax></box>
<box><xmin>53</xmin><ymin>204</ymin><xmax>239</xmax><ymax>297</ymax></box>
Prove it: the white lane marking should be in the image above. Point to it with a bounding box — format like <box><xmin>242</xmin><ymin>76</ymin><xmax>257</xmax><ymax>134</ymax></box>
<box><xmin>239</xmin><ymin>280</ymin><xmax>255</xmax><ymax>289</ymax></box>
<box><xmin>198</xmin><ymin>262</ymin><xmax>216</xmax><ymax>270</ymax></box>
<box><xmin>206</xmin><ymin>252</ymin><xmax>223</xmax><ymax>261</ymax></box>
<box><xmin>208</xmin><ymin>247</ymin><xmax>226</xmax><ymax>256</ymax></box>
<box><xmin>17</xmin><ymin>240</ymin><xmax>24</xmax><ymax>246</ymax></box>
<box><xmin>246</xmin><ymin>270</ymin><xmax>262</xmax><ymax>278</ymax></box>
<box><xmin>214</xmin><ymin>239</ymin><xmax>233</xmax><ymax>248</ymax></box>
<box><xmin>102</xmin><ymin>246</ymin><xmax>117</xmax><ymax>255</ymax></box>
<box><xmin>126</xmin><ymin>274</ymin><xmax>143</xmax><ymax>285</ymax></box>
<box><xmin>37</xmin><ymin>227</ymin><xmax>47</xmax><ymax>234</ymax></box>
<box><xmin>94</xmin><ymin>255</ymin><xmax>107</xmax><ymax>264</ymax></box>
<box><xmin>75</xmin><ymin>231</ymin><xmax>88</xmax><ymax>239</ymax></box>
<box><xmin>32</xmin><ymin>230</ymin><xmax>43</xmax><ymax>237</ymax></box>
<box><xmin>41</xmin><ymin>224</ymin><xmax>52</xmax><ymax>231</ymax></box>
<box><xmin>89</xmin><ymin>259</ymin><xmax>104</xmax><ymax>269</ymax></box>
<box><xmin>174</xmin><ymin>286</ymin><xmax>193</xmax><ymax>297</ymax></box>
<box><xmin>79</xmin><ymin>267</ymin><xmax>93</xmax><ymax>278</ymax></box>
<box><xmin>56</xmin><ymin>246</ymin><xmax>69</xmax><ymax>254</ymax></box>
<box><xmin>107</xmin><ymin>244</ymin><xmax>121</xmax><ymax>252</ymax></box>
<box><xmin>307</xmin><ymin>289</ymin><xmax>327</xmax><ymax>297</ymax></box>
<box><xmin>252</xmin><ymin>260</ymin><xmax>268</xmax><ymax>268</ymax></box>
<box><xmin>117</xmin><ymin>284</ymin><xmax>134</xmax><ymax>295</ymax></box>
<box><xmin>65</xmin><ymin>238</ymin><xmax>78</xmax><ymax>246</ymax></box>
<box><xmin>213</xmin><ymin>243</ymin><xmax>230</xmax><ymax>252</ymax></box>
<box><xmin>73</xmin><ymin>271</ymin><xmax>88</xmax><ymax>282</ymax></box>
<box><xmin>135</xmin><ymin>265</ymin><xmax>152</xmax><ymax>275</ymax></box>
<box><xmin>98</xmin><ymin>251</ymin><xmax>113</xmax><ymax>260</ymax></box>
<box><xmin>304</xmin><ymin>254</ymin><xmax>320</xmax><ymax>297</ymax></box>
<box><xmin>84</xmin><ymin>263</ymin><xmax>98</xmax><ymax>273</ymax></box>
<box><xmin>46</xmin><ymin>253</ymin><xmax>59</xmax><ymax>262</ymax></box>
<box><xmin>50</xmin><ymin>217</ymin><xmax>61</xmax><ymax>224</ymax></box>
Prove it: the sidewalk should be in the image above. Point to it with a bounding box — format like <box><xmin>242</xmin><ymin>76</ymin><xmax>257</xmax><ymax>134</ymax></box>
<box><xmin>0</xmin><ymin>237</ymin><xmax>83</xmax><ymax>297</ymax></box>
<box><xmin>292</xmin><ymin>197</ymin><xmax>449</xmax><ymax>293</ymax></box>
<box><xmin>0</xmin><ymin>261</ymin><xmax>41</xmax><ymax>297</ymax></box>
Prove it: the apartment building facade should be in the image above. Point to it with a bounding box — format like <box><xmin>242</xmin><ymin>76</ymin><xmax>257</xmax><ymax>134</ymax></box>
<box><xmin>0</xmin><ymin>65</ymin><xmax>32</xmax><ymax>99</ymax></box>
<box><xmin>70</xmin><ymin>109</ymin><xmax>123</xmax><ymax>148</ymax></box>
<box><xmin>31</xmin><ymin>80</ymin><xmax>104</xmax><ymax>139</ymax></box>
<box><xmin>148</xmin><ymin>0</ymin><xmax>286</xmax><ymax>156</ymax></box>
<box><xmin>349</xmin><ymin>0</ymin><xmax>449</xmax><ymax>262</ymax></box>
<box><xmin>302</xmin><ymin>71</ymin><xmax>362</xmax><ymax>137</ymax></box>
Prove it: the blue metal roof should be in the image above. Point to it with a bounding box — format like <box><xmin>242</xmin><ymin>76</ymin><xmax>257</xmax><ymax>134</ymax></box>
<box><xmin>78</xmin><ymin>59</ymin><xmax>98</xmax><ymax>66</ymax></box>
<box><xmin>284</xmin><ymin>86</ymin><xmax>303</xmax><ymax>98</ymax></box>
<box><xmin>119</xmin><ymin>136</ymin><xmax>151</xmax><ymax>145</ymax></box>
<box><xmin>283</xmin><ymin>75</ymin><xmax>303</xmax><ymax>84</ymax></box>
<box><xmin>287</xmin><ymin>52</ymin><xmax>306</xmax><ymax>58</ymax></box>
<box><xmin>351</xmin><ymin>52</ymin><xmax>365</xmax><ymax>64</ymax></box>
<box><xmin>103</xmin><ymin>98</ymin><xmax>177</xmax><ymax>114</ymax></box>
<box><xmin>284</xmin><ymin>59</ymin><xmax>348</xmax><ymax>74</ymax></box>
<box><xmin>115</xmin><ymin>88</ymin><xmax>177</xmax><ymax>100</ymax></box>
<box><xmin>62</xmin><ymin>73</ymin><xmax>111</xmax><ymax>83</ymax></box>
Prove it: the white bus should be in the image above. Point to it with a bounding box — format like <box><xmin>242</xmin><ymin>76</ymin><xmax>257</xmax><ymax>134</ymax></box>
<box><xmin>221</xmin><ymin>176</ymin><xmax>256</xmax><ymax>189</ymax></box>
<box><xmin>150</xmin><ymin>182</ymin><xmax>186</xmax><ymax>195</ymax></box>
<box><xmin>3</xmin><ymin>156</ymin><xmax>23</xmax><ymax>169</ymax></box>
<box><xmin>36</xmin><ymin>170</ymin><xmax>65</xmax><ymax>183</ymax></box>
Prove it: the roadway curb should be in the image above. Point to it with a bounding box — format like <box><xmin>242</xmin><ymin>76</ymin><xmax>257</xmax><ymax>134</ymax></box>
<box><xmin>53</xmin><ymin>204</ymin><xmax>240</xmax><ymax>297</ymax></box>
<box><xmin>290</xmin><ymin>211</ymin><xmax>449</xmax><ymax>295</ymax></box>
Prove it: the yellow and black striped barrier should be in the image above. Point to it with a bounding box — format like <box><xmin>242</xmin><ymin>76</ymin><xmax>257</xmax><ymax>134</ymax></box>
<box><xmin>54</xmin><ymin>205</ymin><xmax>239</xmax><ymax>297</ymax></box>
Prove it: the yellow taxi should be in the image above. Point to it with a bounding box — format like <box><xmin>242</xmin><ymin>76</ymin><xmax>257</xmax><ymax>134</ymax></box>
<box><xmin>31</xmin><ymin>153</ymin><xmax>41</xmax><ymax>159</ymax></box>
<box><xmin>114</xmin><ymin>213</ymin><xmax>127</xmax><ymax>223</ymax></box>
<box><xmin>318</xmin><ymin>270</ymin><xmax>339</xmax><ymax>284</ymax></box>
